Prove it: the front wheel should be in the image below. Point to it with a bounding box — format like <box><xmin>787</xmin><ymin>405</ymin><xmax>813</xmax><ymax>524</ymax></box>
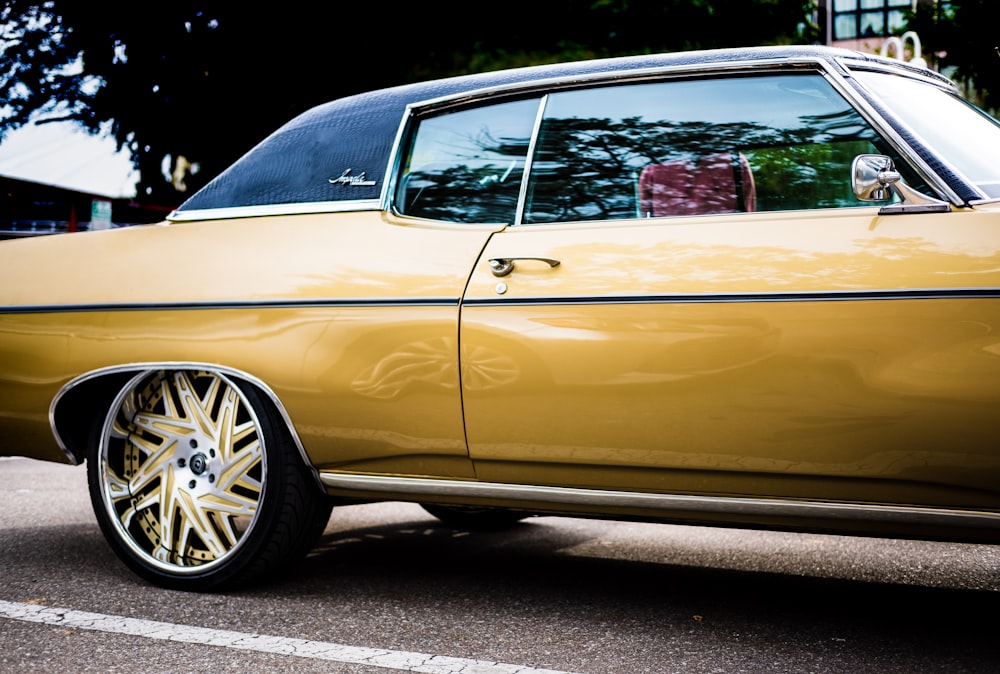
<box><xmin>87</xmin><ymin>369</ymin><xmax>331</xmax><ymax>591</ymax></box>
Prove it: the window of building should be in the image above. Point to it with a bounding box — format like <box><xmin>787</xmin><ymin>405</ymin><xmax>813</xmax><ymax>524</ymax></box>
<box><xmin>832</xmin><ymin>0</ymin><xmax>911</xmax><ymax>40</ymax></box>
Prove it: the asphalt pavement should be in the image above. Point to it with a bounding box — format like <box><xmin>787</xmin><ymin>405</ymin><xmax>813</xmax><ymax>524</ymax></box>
<box><xmin>2</xmin><ymin>456</ymin><xmax>998</xmax><ymax>673</ymax></box>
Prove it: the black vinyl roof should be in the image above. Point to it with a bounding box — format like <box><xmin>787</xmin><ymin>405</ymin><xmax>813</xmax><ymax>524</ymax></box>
<box><xmin>174</xmin><ymin>46</ymin><xmax>920</xmax><ymax>215</ymax></box>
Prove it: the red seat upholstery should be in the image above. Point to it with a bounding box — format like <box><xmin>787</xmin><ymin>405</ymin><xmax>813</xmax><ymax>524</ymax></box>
<box><xmin>639</xmin><ymin>151</ymin><xmax>755</xmax><ymax>217</ymax></box>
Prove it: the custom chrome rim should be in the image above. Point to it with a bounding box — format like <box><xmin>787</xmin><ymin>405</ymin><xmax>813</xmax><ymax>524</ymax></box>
<box><xmin>98</xmin><ymin>370</ymin><xmax>267</xmax><ymax>574</ymax></box>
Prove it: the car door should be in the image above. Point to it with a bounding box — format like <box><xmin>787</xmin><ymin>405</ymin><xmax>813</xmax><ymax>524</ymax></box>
<box><xmin>458</xmin><ymin>72</ymin><xmax>1000</xmax><ymax>511</ymax></box>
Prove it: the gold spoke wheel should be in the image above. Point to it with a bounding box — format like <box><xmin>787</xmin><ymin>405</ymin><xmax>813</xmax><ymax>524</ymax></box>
<box><xmin>88</xmin><ymin>369</ymin><xmax>331</xmax><ymax>591</ymax></box>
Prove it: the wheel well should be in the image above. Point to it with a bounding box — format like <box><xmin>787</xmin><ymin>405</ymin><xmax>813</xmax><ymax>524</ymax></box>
<box><xmin>51</xmin><ymin>366</ymin><xmax>317</xmax><ymax>483</ymax></box>
<box><xmin>51</xmin><ymin>371</ymin><xmax>135</xmax><ymax>464</ymax></box>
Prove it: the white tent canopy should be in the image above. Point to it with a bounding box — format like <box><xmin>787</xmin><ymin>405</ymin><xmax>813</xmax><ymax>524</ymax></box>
<box><xmin>0</xmin><ymin>119</ymin><xmax>139</xmax><ymax>199</ymax></box>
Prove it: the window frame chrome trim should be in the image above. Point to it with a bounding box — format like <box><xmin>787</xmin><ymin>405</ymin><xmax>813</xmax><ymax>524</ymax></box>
<box><xmin>167</xmin><ymin>199</ymin><xmax>382</xmax><ymax>223</ymax></box>
<box><xmin>829</xmin><ymin>61</ymin><xmax>976</xmax><ymax>205</ymax></box>
<box><xmin>169</xmin><ymin>55</ymin><xmax>981</xmax><ymax>224</ymax></box>
<box><xmin>513</xmin><ymin>95</ymin><xmax>549</xmax><ymax>226</ymax></box>
<box><xmin>383</xmin><ymin>59</ymin><xmax>830</xmax><ymax>219</ymax></box>
<box><xmin>383</xmin><ymin>55</ymin><xmax>974</xmax><ymax>224</ymax></box>
<box><xmin>379</xmin><ymin>103</ymin><xmax>415</xmax><ymax>210</ymax></box>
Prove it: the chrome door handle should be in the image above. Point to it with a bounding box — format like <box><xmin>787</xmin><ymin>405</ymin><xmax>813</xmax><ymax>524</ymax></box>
<box><xmin>488</xmin><ymin>257</ymin><xmax>561</xmax><ymax>277</ymax></box>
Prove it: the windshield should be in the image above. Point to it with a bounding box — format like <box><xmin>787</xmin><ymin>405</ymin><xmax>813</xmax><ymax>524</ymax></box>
<box><xmin>853</xmin><ymin>70</ymin><xmax>1000</xmax><ymax>199</ymax></box>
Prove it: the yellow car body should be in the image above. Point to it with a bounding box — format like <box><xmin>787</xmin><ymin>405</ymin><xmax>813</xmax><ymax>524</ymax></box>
<box><xmin>3</xmin><ymin>46</ymin><xmax>1000</xmax><ymax>590</ymax></box>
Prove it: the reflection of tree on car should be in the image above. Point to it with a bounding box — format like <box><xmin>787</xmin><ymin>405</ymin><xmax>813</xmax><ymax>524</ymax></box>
<box><xmin>399</xmin><ymin>76</ymin><xmax>927</xmax><ymax>227</ymax></box>
<box><xmin>524</xmin><ymin>112</ymin><xmax>890</xmax><ymax>222</ymax></box>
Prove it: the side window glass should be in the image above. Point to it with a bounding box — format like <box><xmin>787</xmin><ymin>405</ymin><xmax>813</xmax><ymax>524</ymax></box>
<box><xmin>395</xmin><ymin>98</ymin><xmax>539</xmax><ymax>224</ymax></box>
<box><xmin>523</xmin><ymin>74</ymin><xmax>889</xmax><ymax>224</ymax></box>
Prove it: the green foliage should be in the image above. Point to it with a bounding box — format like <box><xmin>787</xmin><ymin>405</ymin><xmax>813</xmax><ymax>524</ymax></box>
<box><xmin>0</xmin><ymin>2</ymin><xmax>86</xmax><ymax>130</ymax></box>
<box><xmin>1</xmin><ymin>0</ymin><xmax>814</xmax><ymax>204</ymax></box>
<box><xmin>907</xmin><ymin>0</ymin><xmax>999</xmax><ymax>113</ymax></box>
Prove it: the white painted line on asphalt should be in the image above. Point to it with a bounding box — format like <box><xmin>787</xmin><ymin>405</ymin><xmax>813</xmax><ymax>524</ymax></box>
<box><xmin>0</xmin><ymin>599</ymin><xmax>575</xmax><ymax>674</ymax></box>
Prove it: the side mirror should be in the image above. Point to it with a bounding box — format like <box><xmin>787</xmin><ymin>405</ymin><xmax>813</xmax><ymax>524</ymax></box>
<box><xmin>852</xmin><ymin>154</ymin><xmax>897</xmax><ymax>202</ymax></box>
<box><xmin>851</xmin><ymin>154</ymin><xmax>950</xmax><ymax>214</ymax></box>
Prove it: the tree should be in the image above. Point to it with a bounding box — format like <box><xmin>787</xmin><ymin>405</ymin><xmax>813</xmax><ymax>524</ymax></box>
<box><xmin>907</xmin><ymin>0</ymin><xmax>999</xmax><ymax>113</ymax></box>
<box><xmin>1</xmin><ymin>1</ymin><xmax>815</xmax><ymax>205</ymax></box>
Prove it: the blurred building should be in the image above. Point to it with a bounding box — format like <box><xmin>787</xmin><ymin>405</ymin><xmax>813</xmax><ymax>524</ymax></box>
<box><xmin>0</xmin><ymin>119</ymin><xmax>170</xmax><ymax>238</ymax></box>
<box><xmin>815</xmin><ymin>0</ymin><xmax>948</xmax><ymax>54</ymax></box>
<box><xmin>0</xmin><ymin>175</ymin><xmax>172</xmax><ymax>239</ymax></box>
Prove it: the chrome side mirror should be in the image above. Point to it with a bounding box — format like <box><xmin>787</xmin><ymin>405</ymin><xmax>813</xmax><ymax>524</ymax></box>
<box><xmin>852</xmin><ymin>154</ymin><xmax>897</xmax><ymax>202</ymax></box>
<box><xmin>851</xmin><ymin>154</ymin><xmax>950</xmax><ymax>214</ymax></box>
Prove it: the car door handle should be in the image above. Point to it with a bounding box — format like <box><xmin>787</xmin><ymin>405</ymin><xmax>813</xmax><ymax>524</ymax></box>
<box><xmin>488</xmin><ymin>257</ymin><xmax>561</xmax><ymax>277</ymax></box>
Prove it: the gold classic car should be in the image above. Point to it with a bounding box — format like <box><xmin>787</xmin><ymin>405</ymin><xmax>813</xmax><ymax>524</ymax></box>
<box><xmin>3</xmin><ymin>46</ymin><xmax>1000</xmax><ymax>591</ymax></box>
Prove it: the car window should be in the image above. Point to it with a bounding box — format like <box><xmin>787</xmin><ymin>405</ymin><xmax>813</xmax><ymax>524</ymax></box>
<box><xmin>523</xmin><ymin>74</ymin><xmax>889</xmax><ymax>224</ymax></box>
<box><xmin>394</xmin><ymin>98</ymin><xmax>540</xmax><ymax>224</ymax></box>
<box><xmin>854</xmin><ymin>70</ymin><xmax>1000</xmax><ymax>199</ymax></box>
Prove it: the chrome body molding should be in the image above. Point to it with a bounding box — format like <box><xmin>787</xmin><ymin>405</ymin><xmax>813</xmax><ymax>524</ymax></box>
<box><xmin>320</xmin><ymin>472</ymin><xmax>1000</xmax><ymax>532</ymax></box>
<box><xmin>167</xmin><ymin>199</ymin><xmax>381</xmax><ymax>223</ymax></box>
<box><xmin>2</xmin><ymin>296</ymin><xmax>458</xmax><ymax>315</ymax></box>
<box><xmin>5</xmin><ymin>288</ymin><xmax>997</xmax><ymax>316</ymax></box>
<box><xmin>460</xmin><ymin>287</ymin><xmax>1000</xmax><ymax>307</ymax></box>
<box><xmin>50</xmin><ymin>362</ymin><xmax>321</xmax><ymax>487</ymax></box>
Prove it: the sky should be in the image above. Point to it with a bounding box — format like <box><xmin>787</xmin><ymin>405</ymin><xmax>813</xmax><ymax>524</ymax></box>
<box><xmin>0</xmin><ymin>118</ymin><xmax>139</xmax><ymax>198</ymax></box>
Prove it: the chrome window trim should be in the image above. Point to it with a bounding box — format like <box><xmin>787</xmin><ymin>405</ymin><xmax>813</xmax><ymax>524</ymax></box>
<box><xmin>383</xmin><ymin>57</ymin><xmax>838</xmax><ymax>218</ymax></box>
<box><xmin>838</xmin><ymin>56</ymin><xmax>958</xmax><ymax>90</ymax></box>
<box><xmin>513</xmin><ymin>95</ymin><xmax>549</xmax><ymax>226</ymax></box>
<box><xmin>831</xmin><ymin>63</ymin><xmax>975</xmax><ymax>205</ymax></box>
<box><xmin>168</xmin><ymin>54</ymin><xmax>977</xmax><ymax>224</ymax></box>
<box><xmin>320</xmin><ymin>472</ymin><xmax>1000</xmax><ymax>532</ymax></box>
<box><xmin>167</xmin><ymin>199</ymin><xmax>381</xmax><ymax>223</ymax></box>
<box><xmin>379</xmin><ymin>101</ymin><xmax>414</xmax><ymax>210</ymax></box>
<box><xmin>406</xmin><ymin>57</ymin><xmax>835</xmax><ymax>115</ymax></box>
<box><xmin>169</xmin><ymin>55</ymin><xmax>978</xmax><ymax>224</ymax></box>
<box><xmin>383</xmin><ymin>55</ymin><xmax>975</xmax><ymax>221</ymax></box>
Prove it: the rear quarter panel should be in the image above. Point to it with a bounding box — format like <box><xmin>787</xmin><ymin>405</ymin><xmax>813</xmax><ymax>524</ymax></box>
<box><xmin>0</xmin><ymin>212</ymin><xmax>496</xmax><ymax>475</ymax></box>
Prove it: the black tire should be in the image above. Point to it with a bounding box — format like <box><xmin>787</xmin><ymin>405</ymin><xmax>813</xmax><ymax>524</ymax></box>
<box><xmin>421</xmin><ymin>503</ymin><xmax>530</xmax><ymax>530</ymax></box>
<box><xmin>87</xmin><ymin>369</ymin><xmax>331</xmax><ymax>591</ymax></box>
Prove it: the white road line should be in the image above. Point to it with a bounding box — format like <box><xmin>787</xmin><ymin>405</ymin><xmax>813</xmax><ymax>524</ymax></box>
<box><xmin>0</xmin><ymin>599</ymin><xmax>575</xmax><ymax>674</ymax></box>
